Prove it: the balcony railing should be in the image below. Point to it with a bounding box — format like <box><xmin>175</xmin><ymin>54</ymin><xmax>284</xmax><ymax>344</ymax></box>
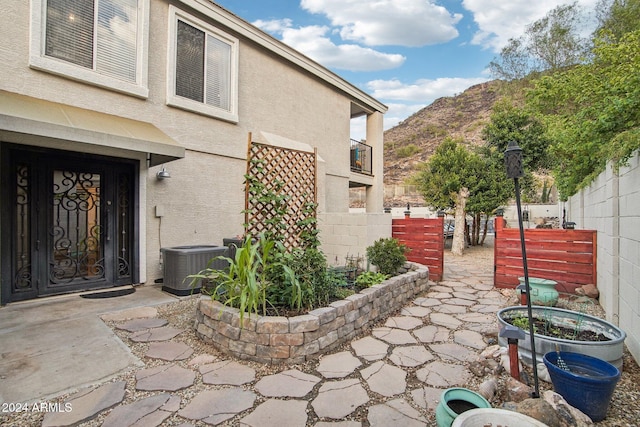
<box><xmin>350</xmin><ymin>139</ymin><xmax>372</xmax><ymax>175</ymax></box>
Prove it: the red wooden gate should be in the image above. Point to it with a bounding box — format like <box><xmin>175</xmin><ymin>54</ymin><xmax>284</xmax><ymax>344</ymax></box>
<box><xmin>392</xmin><ymin>215</ymin><xmax>444</xmax><ymax>281</ymax></box>
<box><xmin>493</xmin><ymin>216</ymin><xmax>597</xmax><ymax>294</ymax></box>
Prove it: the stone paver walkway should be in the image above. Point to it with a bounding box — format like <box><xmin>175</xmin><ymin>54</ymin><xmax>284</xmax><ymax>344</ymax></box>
<box><xmin>41</xmin><ymin>256</ymin><xmax>508</xmax><ymax>426</ymax></box>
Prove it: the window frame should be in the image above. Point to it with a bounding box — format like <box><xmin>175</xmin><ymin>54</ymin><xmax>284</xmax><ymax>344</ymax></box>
<box><xmin>29</xmin><ymin>0</ymin><xmax>150</xmax><ymax>98</ymax></box>
<box><xmin>166</xmin><ymin>6</ymin><xmax>239</xmax><ymax>123</ymax></box>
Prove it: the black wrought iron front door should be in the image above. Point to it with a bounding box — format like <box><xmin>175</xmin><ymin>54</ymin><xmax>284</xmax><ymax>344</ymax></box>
<box><xmin>1</xmin><ymin>146</ymin><xmax>136</xmax><ymax>303</ymax></box>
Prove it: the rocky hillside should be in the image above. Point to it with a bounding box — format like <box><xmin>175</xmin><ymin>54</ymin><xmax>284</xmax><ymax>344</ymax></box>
<box><xmin>383</xmin><ymin>80</ymin><xmax>503</xmax><ymax>186</ymax></box>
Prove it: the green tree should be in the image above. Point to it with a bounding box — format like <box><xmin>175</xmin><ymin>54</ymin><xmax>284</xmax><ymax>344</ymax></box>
<box><xmin>482</xmin><ymin>98</ymin><xmax>554</xmax><ymax>174</ymax></box>
<box><xmin>489</xmin><ymin>3</ymin><xmax>589</xmax><ymax>80</ymax></box>
<box><xmin>595</xmin><ymin>0</ymin><xmax>640</xmax><ymax>42</ymax></box>
<box><xmin>527</xmin><ymin>29</ymin><xmax>640</xmax><ymax>198</ymax></box>
<box><xmin>413</xmin><ymin>139</ymin><xmax>482</xmax><ymax>254</ymax></box>
<box><xmin>466</xmin><ymin>147</ymin><xmax>513</xmax><ymax>245</ymax></box>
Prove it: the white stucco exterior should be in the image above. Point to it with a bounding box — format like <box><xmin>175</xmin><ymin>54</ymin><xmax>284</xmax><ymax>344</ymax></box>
<box><xmin>0</xmin><ymin>0</ymin><xmax>389</xmax><ymax>303</ymax></box>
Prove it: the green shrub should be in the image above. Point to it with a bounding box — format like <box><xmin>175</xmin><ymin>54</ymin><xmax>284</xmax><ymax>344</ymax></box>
<box><xmin>366</xmin><ymin>238</ymin><xmax>408</xmax><ymax>275</ymax></box>
<box><xmin>396</xmin><ymin>144</ymin><xmax>421</xmax><ymax>158</ymax></box>
<box><xmin>355</xmin><ymin>271</ymin><xmax>388</xmax><ymax>290</ymax></box>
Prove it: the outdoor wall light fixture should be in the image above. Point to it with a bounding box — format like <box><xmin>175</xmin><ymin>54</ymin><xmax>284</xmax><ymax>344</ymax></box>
<box><xmin>156</xmin><ymin>166</ymin><xmax>171</xmax><ymax>179</ymax></box>
<box><xmin>504</xmin><ymin>141</ymin><xmax>540</xmax><ymax>398</ymax></box>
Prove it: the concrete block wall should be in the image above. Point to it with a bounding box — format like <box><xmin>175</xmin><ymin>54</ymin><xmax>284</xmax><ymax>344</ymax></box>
<box><xmin>318</xmin><ymin>212</ymin><xmax>391</xmax><ymax>267</ymax></box>
<box><xmin>566</xmin><ymin>151</ymin><xmax>640</xmax><ymax>365</ymax></box>
<box><xmin>194</xmin><ymin>263</ymin><xmax>429</xmax><ymax>364</ymax></box>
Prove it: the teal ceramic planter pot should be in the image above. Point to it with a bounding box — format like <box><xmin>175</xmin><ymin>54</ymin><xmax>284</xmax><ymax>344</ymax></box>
<box><xmin>435</xmin><ymin>387</ymin><xmax>491</xmax><ymax>427</ymax></box>
<box><xmin>518</xmin><ymin>276</ymin><xmax>558</xmax><ymax>306</ymax></box>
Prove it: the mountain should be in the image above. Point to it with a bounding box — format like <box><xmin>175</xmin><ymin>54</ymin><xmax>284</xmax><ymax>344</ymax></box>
<box><xmin>383</xmin><ymin>80</ymin><xmax>503</xmax><ymax>187</ymax></box>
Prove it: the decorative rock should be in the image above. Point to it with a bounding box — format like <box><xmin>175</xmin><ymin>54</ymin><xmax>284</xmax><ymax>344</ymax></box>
<box><xmin>454</xmin><ymin>329</ymin><xmax>486</xmax><ymax>350</ymax></box>
<box><xmin>178</xmin><ymin>388</ymin><xmax>256</xmax><ymax>425</ymax></box>
<box><xmin>145</xmin><ymin>341</ymin><xmax>193</xmax><ymax>361</ymax></box>
<box><xmin>187</xmin><ymin>354</ymin><xmax>216</xmax><ymax>366</ymax></box>
<box><xmin>239</xmin><ymin>398</ymin><xmax>308</xmax><ymax>427</ymax></box>
<box><xmin>478</xmin><ymin>377</ymin><xmax>498</xmax><ymax>401</ymax></box>
<box><xmin>255</xmin><ymin>369</ymin><xmax>321</xmax><ymax>397</ymax></box>
<box><xmin>517</xmin><ymin>397</ymin><xmax>563</xmax><ymax>427</ymax></box>
<box><xmin>389</xmin><ymin>345</ymin><xmax>434</xmax><ymax>367</ymax></box>
<box><xmin>116</xmin><ymin>318</ymin><xmax>168</xmax><ymax>332</ymax></box>
<box><xmin>130</xmin><ymin>326</ymin><xmax>185</xmax><ymax>342</ymax></box>
<box><xmin>578</xmin><ymin>283</ymin><xmax>599</xmax><ymax>299</ymax></box>
<box><xmin>100</xmin><ymin>307</ymin><xmax>158</xmax><ymax>322</ymax></box>
<box><xmin>416</xmin><ymin>361</ymin><xmax>471</xmax><ymax>387</ymax></box>
<box><xmin>413</xmin><ymin>325</ymin><xmax>449</xmax><ymax>343</ymax></box>
<box><xmin>468</xmin><ymin>357</ymin><xmax>502</xmax><ymax>377</ymax></box>
<box><xmin>135</xmin><ymin>364</ymin><xmax>195</xmax><ymax>391</ymax></box>
<box><xmin>42</xmin><ymin>381</ymin><xmax>126</xmax><ymax>427</ymax></box>
<box><xmin>400</xmin><ymin>305</ymin><xmax>431</xmax><ymax>317</ymax></box>
<box><xmin>102</xmin><ymin>393</ymin><xmax>173</xmax><ymax>427</ymax></box>
<box><xmin>384</xmin><ymin>316</ymin><xmax>423</xmax><ymax>330</ymax></box>
<box><xmin>317</xmin><ymin>351</ymin><xmax>362</xmax><ymax>378</ymax></box>
<box><xmin>316</xmin><ymin>422</ymin><xmax>362</xmax><ymax>427</ymax></box>
<box><xmin>543</xmin><ymin>390</ymin><xmax>594</xmax><ymax>427</ymax></box>
<box><xmin>200</xmin><ymin>360</ymin><xmax>255</xmax><ymax>385</ymax></box>
<box><xmin>429</xmin><ymin>343</ymin><xmax>476</xmax><ymax>362</ymax></box>
<box><xmin>360</xmin><ymin>361</ymin><xmax>407</xmax><ymax>397</ymax></box>
<box><xmin>368</xmin><ymin>398</ymin><xmax>427</xmax><ymax>427</ymax></box>
<box><xmin>429</xmin><ymin>312</ymin><xmax>462</xmax><ymax>329</ymax></box>
<box><xmin>409</xmin><ymin>386</ymin><xmax>443</xmax><ymax>411</ymax></box>
<box><xmin>311</xmin><ymin>379</ymin><xmax>369</xmax><ymax>419</ymax></box>
<box><xmin>506</xmin><ymin>376</ymin><xmax>534</xmax><ymax>402</ymax></box>
<box><xmin>372</xmin><ymin>327</ymin><xmax>417</xmax><ymax>345</ymax></box>
<box><xmin>351</xmin><ymin>336</ymin><xmax>389</xmax><ymax>361</ymax></box>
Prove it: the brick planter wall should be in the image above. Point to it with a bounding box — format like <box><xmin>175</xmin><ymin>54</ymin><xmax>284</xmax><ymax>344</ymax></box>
<box><xmin>194</xmin><ymin>263</ymin><xmax>430</xmax><ymax>364</ymax></box>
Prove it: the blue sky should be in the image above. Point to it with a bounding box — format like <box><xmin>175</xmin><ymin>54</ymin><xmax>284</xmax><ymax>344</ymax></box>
<box><xmin>212</xmin><ymin>0</ymin><xmax>599</xmax><ymax>139</ymax></box>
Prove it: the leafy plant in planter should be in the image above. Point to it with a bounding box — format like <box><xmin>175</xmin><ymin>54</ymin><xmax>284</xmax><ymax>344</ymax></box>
<box><xmin>355</xmin><ymin>271</ymin><xmax>388</xmax><ymax>291</ymax></box>
<box><xmin>189</xmin><ymin>234</ymin><xmax>298</xmax><ymax>323</ymax></box>
<box><xmin>366</xmin><ymin>238</ymin><xmax>408</xmax><ymax>275</ymax></box>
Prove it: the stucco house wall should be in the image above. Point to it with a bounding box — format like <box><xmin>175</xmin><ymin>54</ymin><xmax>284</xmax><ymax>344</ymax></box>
<box><xmin>0</xmin><ymin>0</ymin><xmax>389</xmax><ymax>303</ymax></box>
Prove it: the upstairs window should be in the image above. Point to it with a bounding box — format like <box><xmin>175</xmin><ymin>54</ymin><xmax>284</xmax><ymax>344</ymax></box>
<box><xmin>167</xmin><ymin>7</ymin><xmax>239</xmax><ymax>122</ymax></box>
<box><xmin>30</xmin><ymin>0</ymin><xmax>149</xmax><ymax>98</ymax></box>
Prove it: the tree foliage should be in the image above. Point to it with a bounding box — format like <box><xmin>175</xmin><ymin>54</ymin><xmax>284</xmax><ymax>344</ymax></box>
<box><xmin>413</xmin><ymin>139</ymin><xmax>511</xmax><ymax>248</ymax></box>
<box><xmin>526</xmin><ymin>29</ymin><xmax>640</xmax><ymax>198</ymax></box>
<box><xmin>489</xmin><ymin>3</ymin><xmax>589</xmax><ymax>80</ymax></box>
<box><xmin>595</xmin><ymin>0</ymin><xmax>640</xmax><ymax>42</ymax></box>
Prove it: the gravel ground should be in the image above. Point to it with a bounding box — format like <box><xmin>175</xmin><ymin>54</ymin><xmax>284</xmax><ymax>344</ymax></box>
<box><xmin>2</xmin><ymin>240</ymin><xmax>639</xmax><ymax>426</ymax></box>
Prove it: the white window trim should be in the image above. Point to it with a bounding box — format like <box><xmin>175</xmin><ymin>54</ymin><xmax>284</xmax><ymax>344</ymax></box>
<box><xmin>29</xmin><ymin>0</ymin><xmax>150</xmax><ymax>99</ymax></box>
<box><xmin>166</xmin><ymin>5</ymin><xmax>239</xmax><ymax>123</ymax></box>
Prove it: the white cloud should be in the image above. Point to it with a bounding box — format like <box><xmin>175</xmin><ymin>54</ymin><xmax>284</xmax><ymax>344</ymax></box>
<box><xmin>301</xmin><ymin>0</ymin><xmax>462</xmax><ymax>47</ymax></box>
<box><xmin>253</xmin><ymin>19</ymin><xmax>405</xmax><ymax>71</ymax></box>
<box><xmin>367</xmin><ymin>77</ymin><xmax>489</xmax><ymax>103</ymax></box>
<box><xmin>463</xmin><ymin>0</ymin><xmax>601</xmax><ymax>51</ymax></box>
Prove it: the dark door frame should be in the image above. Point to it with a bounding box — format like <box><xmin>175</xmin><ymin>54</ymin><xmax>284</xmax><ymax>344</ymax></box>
<box><xmin>1</xmin><ymin>143</ymin><xmax>140</xmax><ymax>304</ymax></box>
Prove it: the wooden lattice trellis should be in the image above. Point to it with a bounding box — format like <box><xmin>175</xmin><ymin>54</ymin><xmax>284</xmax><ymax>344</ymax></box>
<box><xmin>244</xmin><ymin>134</ymin><xmax>317</xmax><ymax>250</ymax></box>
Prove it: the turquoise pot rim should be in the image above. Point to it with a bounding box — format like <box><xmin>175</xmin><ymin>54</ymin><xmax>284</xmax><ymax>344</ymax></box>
<box><xmin>518</xmin><ymin>277</ymin><xmax>557</xmax><ymax>286</ymax></box>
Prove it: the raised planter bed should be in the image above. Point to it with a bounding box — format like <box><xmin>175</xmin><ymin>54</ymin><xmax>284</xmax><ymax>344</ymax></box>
<box><xmin>194</xmin><ymin>263</ymin><xmax>429</xmax><ymax>364</ymax></box>
<box><xmin>497</xmin><ymin>306</ymin><xmax>627</xmax><ymax>369</ymax></box>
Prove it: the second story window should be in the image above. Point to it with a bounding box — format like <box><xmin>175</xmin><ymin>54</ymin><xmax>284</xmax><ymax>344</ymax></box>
<box><xmin>30</xmin><ymin>0</ymin><xmax>149</xmax><ymax>97</ymax></box>
<box><xmin>167</xmin><ymin>7</ymin><xmax>239</xmax><ymax>123</ymax></box>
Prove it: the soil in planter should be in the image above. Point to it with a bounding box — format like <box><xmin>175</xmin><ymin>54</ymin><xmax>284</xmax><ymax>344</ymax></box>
<box><xmin>505</xmin><ymin>315</ymin><xmax>611</xmax><ymax>342</ymax></box>
<box><xmin>447</xmin><ymin>399</ymin><xmax>481</xmax><ymax>415</ymax></box>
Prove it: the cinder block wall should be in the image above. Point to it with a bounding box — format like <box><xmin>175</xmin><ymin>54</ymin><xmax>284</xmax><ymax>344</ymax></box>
<box><xmin>566</xmin><ymin>152</ymin><xmax>640</xmax><ymax>365</ymax></box>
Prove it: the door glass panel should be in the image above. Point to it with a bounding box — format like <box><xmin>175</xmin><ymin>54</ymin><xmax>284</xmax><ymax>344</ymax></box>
<box><xmin>50</xmin><ymin>170</ymin><xmax>104</xmax><ymax>284</ymax></box>
<box><xmin>14</xmin><ymin>164</ymin><xmax>33</xmax><ymax>292</ymax></box>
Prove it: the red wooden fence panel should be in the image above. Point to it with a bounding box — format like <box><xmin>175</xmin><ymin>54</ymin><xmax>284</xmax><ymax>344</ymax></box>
<box><xmin>493</xmin><ymin>217</ymin><xmax>597</xmax><ymax>294</ymax></box>
<box><xmin>392</xmin><ymin>216</ymin><xmax>444</xmax><ymax>281</ymax></box>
